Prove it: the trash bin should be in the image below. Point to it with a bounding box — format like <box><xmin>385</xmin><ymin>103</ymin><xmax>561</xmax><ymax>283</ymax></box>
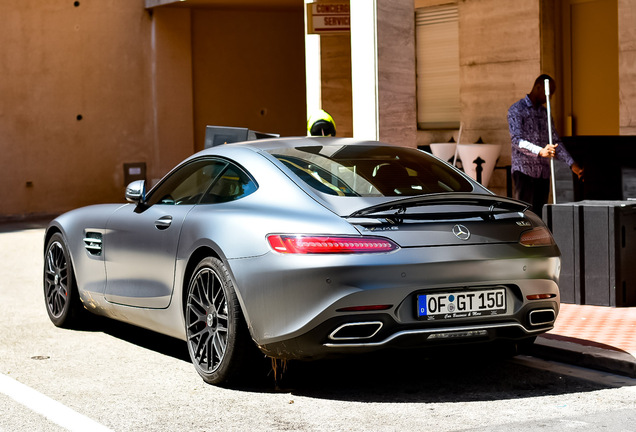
<box><xmin>544</xmin><ymin>200</ymin><xmax>636</xmax><ymax>307</ymax></box>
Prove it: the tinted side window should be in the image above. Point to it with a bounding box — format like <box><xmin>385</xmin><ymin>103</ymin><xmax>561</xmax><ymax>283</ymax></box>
<box><xmin>199</xmin><ymin>164</ymin><xmax>257</xmax><ymax>204</ymax></box>
<box><xmin>147</xmin><ymin>160</ymin><xmax>226</xmax><ymax>206</ymax></box>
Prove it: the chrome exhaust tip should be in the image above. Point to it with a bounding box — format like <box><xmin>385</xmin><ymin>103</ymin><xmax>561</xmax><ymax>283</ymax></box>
<box><xmin>329</xmin><ymin>321</ymin><xmax>383</xmax><ymax>341</ymax></box>
<box><xmin>529</xmin><ymin>309</ymin><xmax>556</xmax><ymax>326</ymax></box>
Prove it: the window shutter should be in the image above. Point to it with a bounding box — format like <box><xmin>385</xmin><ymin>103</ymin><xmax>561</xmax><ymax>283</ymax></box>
<box><xmin>415</xmin><ymin>5</ymin><xmax>460</xmax><ymax>129</ymax></box>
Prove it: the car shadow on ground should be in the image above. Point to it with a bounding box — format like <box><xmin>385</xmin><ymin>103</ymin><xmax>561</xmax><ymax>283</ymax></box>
<box><xmin>273</xmin><ymin>348</ymin><xmax>610</xmax><ymax>403</ymax></box>
<box><xmin>85</xmin><ymin>317</ymin><xmax>611</xmax><ymax>403</ymax></box>
<box><xmin>80</xmin><ymin>315</ymin><xmax>191</xmax><ymax>363</ymax></box>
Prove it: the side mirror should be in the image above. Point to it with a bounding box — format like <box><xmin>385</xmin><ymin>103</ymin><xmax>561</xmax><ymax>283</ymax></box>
<box><xmin>125</xmin><ymin>180</ymin><xmax>146</xmax><ymax>203</ymax></box>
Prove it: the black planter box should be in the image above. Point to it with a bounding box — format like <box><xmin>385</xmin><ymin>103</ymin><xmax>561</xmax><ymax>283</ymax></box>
<box><xmin>543</xmin><ymin>201</ymin><xmax>636</xmax><ymax>307</ymax></box>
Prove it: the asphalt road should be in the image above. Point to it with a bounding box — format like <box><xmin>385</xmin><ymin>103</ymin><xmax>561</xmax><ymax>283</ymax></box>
<box><xmin>1</xmin><ymin>226</ymin><xmax>636</xmax><ymax>432</ymax></box>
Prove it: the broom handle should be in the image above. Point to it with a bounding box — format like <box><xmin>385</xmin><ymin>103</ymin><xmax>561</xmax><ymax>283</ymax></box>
<box><xmin>545</xmin><ymin>79</ymin><xmax>557</xmax><ymax>204</ymax></box>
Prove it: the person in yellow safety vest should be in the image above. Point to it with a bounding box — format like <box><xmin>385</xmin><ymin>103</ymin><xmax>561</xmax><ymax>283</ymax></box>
<box><xmin>307</xmin><ymin>109</ymin><xmax>336</xmax><ymax>137</ymax></box>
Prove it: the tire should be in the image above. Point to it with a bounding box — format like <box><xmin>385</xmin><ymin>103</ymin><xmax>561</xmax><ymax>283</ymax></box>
<box><xmin>185</xmin><ymin>257</ymin><xmax>257</xmax><ymax>385</ymax></box>
<box><xmin>43</xmin><ymin>233</ymin><xmax>86</xmax><ymax>328</ymax></box>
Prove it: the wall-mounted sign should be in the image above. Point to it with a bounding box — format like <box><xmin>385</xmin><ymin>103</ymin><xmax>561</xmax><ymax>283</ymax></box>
<box><xmin>306</xmin><ymin>1</ymin><xmax>350</xmax><ymax>35</ymax></box>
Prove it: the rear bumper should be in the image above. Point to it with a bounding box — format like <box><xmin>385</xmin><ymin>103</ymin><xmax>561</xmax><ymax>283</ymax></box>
<box><xmin>228</xmin><ymin>242</ymin><xmax>560</xmax><ymax>357</ymax></box>
<box><xmin>258</xmin><ymin>299</ymin><xmax>558</xmax><ymax>359</ymax></box>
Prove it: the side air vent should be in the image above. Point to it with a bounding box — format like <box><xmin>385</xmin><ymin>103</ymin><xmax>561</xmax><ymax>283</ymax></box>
<box><xmin>83</xmin><ymin>232</ymin><xmax>103</xmax><ymax>256</ymax></box>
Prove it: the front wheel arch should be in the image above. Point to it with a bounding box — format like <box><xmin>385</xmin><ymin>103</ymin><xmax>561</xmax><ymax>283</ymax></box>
<box><xmin>43</xmin><ymin>227</ymin><xmax>62</xmax><ymax>256</ymax></box>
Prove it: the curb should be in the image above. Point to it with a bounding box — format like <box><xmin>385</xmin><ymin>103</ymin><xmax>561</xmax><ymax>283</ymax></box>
<box><xmin>531</xmin><ymin>335</ymin><xmax>636</xmax><ymax>378</ymax></box>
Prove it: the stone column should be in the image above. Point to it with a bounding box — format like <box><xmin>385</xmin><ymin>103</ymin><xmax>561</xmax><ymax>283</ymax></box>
<box><xmin>350</xmin><ymin>0</ymin><xmax>417</xmax><ymax>147</ymax></box>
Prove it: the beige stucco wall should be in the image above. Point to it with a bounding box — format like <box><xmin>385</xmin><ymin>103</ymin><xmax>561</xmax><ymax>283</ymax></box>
<box><xmin>0</xmin><ymin>2</ymin><xmax>306</xmax><ymax>219</ymax></box>
<box><xmin>1</xmin><ymin>1</ymin><xmax>156</xmax><ymax>218</ymax></box>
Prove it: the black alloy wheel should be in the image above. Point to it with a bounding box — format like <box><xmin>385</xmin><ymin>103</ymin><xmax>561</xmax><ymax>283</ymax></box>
<box><xmin>43</xmin><ymin>233</ymin><xmax>85</xmax><ymax>328</ymax></box>
<box><xmin>185</xmin><ymin>257</ymin><xmax>254</xmax><ymax>385</ymax></box>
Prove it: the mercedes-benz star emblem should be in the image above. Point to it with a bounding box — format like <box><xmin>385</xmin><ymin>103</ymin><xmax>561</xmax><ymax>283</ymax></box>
<box><xmin>452</xmin><ymin>224</ymin><xmax>471</xmax><ymax>241</ymax></box>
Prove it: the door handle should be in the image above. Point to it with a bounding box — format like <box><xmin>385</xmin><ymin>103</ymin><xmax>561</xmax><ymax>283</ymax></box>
<box><xmin>155</xmin><ymin>215</ymin><xmax>173</xmax><ymax>230</ymax></box>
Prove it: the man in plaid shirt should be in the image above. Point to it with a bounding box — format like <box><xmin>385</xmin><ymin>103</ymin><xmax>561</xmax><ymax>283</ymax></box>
<box><xmin>508</xmin><ymin>74</ymin><xmax>583</xmax><ymax>215</ymax></box>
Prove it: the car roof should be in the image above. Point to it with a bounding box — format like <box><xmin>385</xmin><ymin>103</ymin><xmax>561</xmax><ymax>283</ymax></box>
<box><xmin>196</xmin><ymin>136</ymin><xmax>401</xmax><ymax>156</ymax></box>
<box><xmin>156</xmin><ymin>135</ymin><xmax>491</xmax><ymax>217</ymax></box>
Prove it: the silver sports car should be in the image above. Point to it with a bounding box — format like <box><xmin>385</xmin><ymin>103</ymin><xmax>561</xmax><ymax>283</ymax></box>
<box><xmin>44</xmin><ymin>137</ymin><xmax>561</xmax><ymax>385</ymax></box>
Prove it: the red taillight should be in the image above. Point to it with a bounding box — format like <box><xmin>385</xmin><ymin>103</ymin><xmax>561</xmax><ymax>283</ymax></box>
<box><xmin>526</xmin><ymin>294</ymin><xmax>556</xmax><ymax>300</ymax></box>
<box><xmin>519</xmin><ymin>227</ymin><xmax>555</xmax><ymax>247</ymax></box>
<box><xmin>267</xmin><ymin>235</ymin><xmax>399</xmax><ymax>254</ymax></box>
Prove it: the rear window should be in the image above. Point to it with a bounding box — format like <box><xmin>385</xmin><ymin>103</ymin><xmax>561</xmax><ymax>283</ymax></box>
<box><xmin>269</xmin><ymin>145</ymin><xmax>473</xmax><ymax>197</ymax></box>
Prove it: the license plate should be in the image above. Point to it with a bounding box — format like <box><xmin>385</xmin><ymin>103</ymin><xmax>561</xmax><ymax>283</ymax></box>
<box><xmin>417</xmin><ymin>288</ymin><xmax>507</xmax><ymax>320</ymax></box>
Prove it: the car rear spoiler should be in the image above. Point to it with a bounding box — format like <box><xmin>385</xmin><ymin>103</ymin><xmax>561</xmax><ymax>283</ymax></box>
<box><xmin>348</xmin><ymin>193</ymin><xmax>530</xmax><ymax>218</ymax></box>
